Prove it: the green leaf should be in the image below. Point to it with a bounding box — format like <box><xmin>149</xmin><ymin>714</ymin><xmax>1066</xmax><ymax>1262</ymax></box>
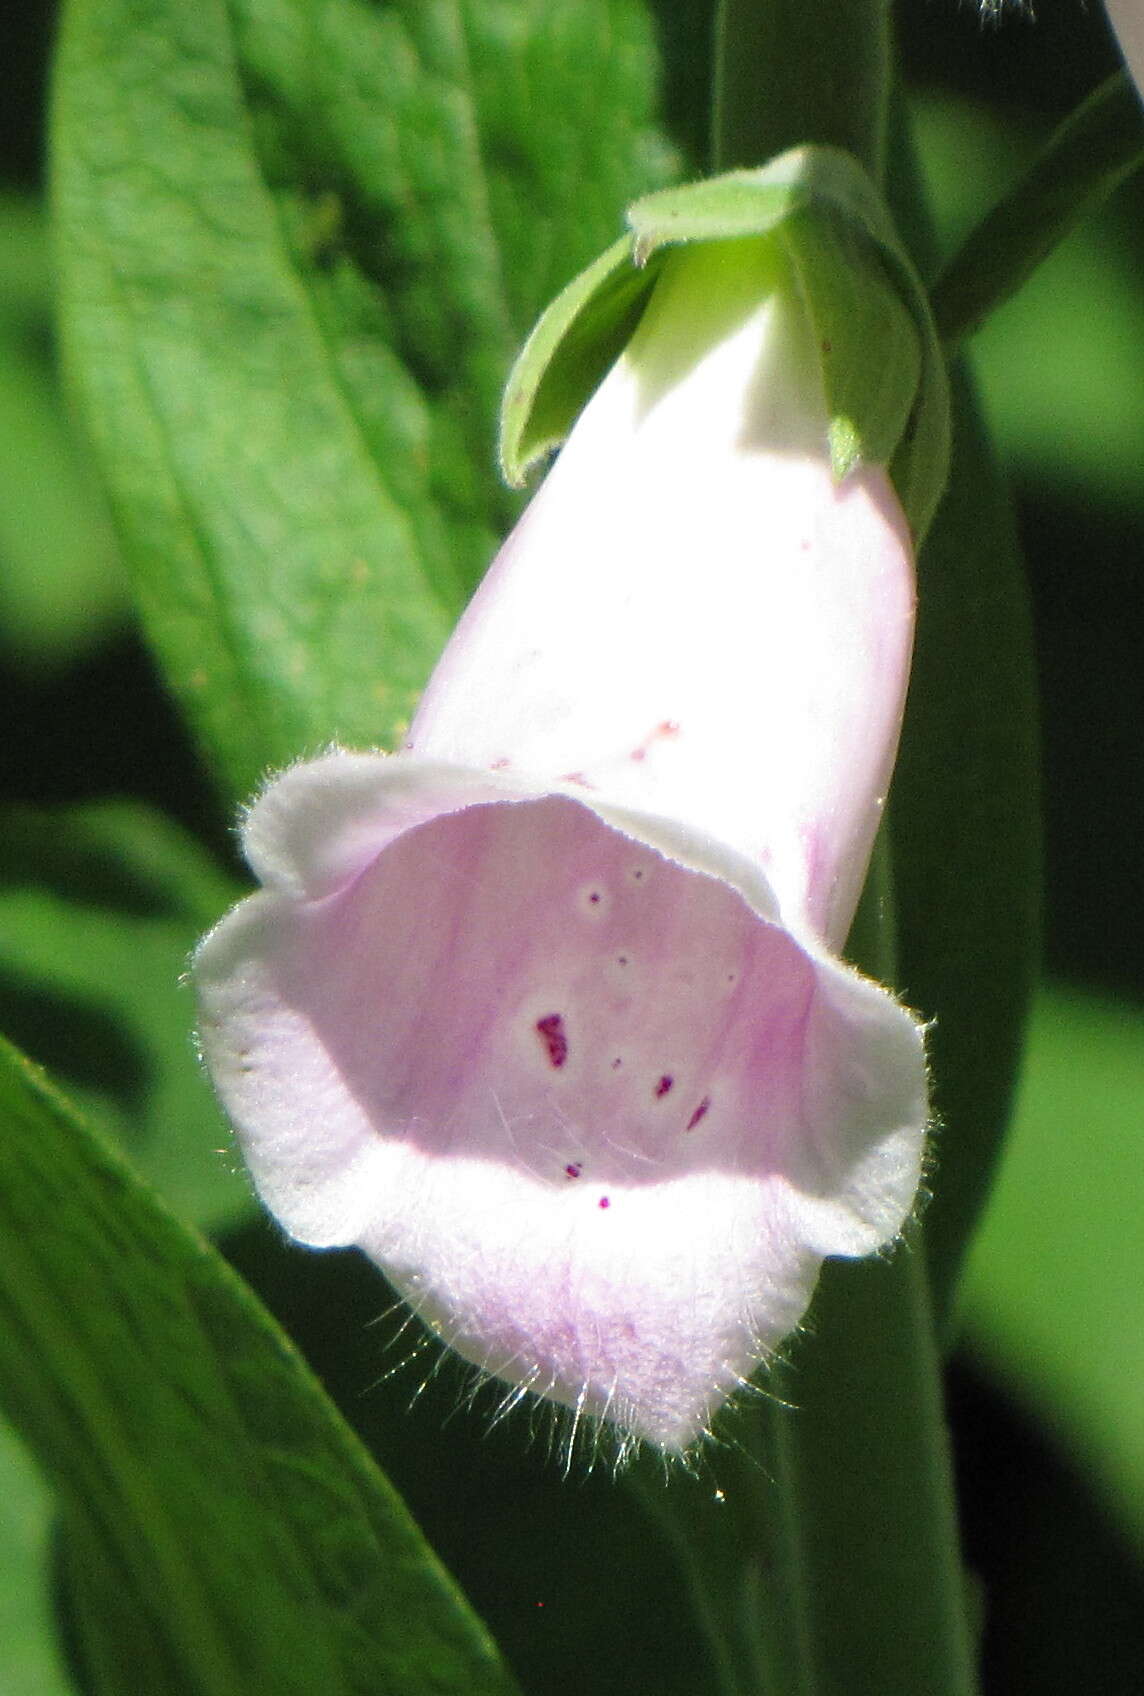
<box><xmin>0</xmin><ymin>1416</ymin><xmax>75</xmax><ymax>1696</ymax></box>
<box><xmin>0</xmin><ymin>195</ymin><xmax>126</xmax><ymax>671</ymax></box>
<box><xmin>0</xmin><ymin>1039</ymin><xmax>521</xmax><ymax>1696</ymax></box>
<box><xmin>0</xmin><ymin>802</ymin><xmax>248</xmax><ymax>1233</ymax></box>
<box><xmin>0</xmin><ymin>193</ymin><xmax>53</xmax><ymax>328</ymax></box>
<box><xmin>890</xmin><ymin>363</ymin><xmax>1042</xmax><ymax>1328</ymax></box>
<box><xmin>962</xmin><ymin>984</ymin><xmax>1144</xmax><ymax>1556</ymax></box>
<box><xmin>51</xmin><ymin>0</ymin><xmax>673</xmax><ymax>804</ymax></box>
<box><xmin>930</xmin><ymin>73</ymin><xmax>1144</xmax><ymax>354</ymax></box>
<box><xmin>913</xmin><ymin>88</ymin><xmax>1144</xmax><ymax>513</ymax></box>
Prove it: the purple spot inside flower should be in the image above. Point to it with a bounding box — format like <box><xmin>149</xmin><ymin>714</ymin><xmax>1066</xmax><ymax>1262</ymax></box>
<box><xmin>565</xmin><ymin>1162</ymin><xmax>582</xmax><ymax>1179</ymax></box>
<box><xmin>611</xmin><ymin>1057</ymin><xmax>623</xmax><ymax>1071</ymax></box>
<box><xmin>535</xmin><ymin>1013</ymin><xmax>568</xmax><ymax>1068</ymax></box>
<box><xmin>654</xmin><ymin>1074</ymin><xmax>674</xmax><ymax>1099</ymax></box>
<box><xmin>686</xmin><ymin>1095</ymin><xmax>712</xmax><ymax>1131</ymax></box>
<box><xmin>598</xmin><ymin>1196</ymin><xmax>611</xmax><ymax>1210</ymax></box>
<box><xmin>588</xmin><ymin>891</ymin><xmax>601</xmax><ymax>904</ymax></box>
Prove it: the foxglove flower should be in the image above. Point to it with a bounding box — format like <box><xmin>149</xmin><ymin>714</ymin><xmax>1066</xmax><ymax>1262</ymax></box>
<box><xmin>195</xmin><ymin>228</ymin><xmax>929</xmax><ymax>1452</ymax></box>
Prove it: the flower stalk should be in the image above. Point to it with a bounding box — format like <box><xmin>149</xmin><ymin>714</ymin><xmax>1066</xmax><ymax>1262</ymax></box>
<box><xmin>713</xmin><ymin>0</ymin><xmax>893</xmax><ymax>177</ymax></box>
<box><xmin>639</xmin><ymin>8</ymin><xmax>979</xmax><ymax>1694</ymax></box>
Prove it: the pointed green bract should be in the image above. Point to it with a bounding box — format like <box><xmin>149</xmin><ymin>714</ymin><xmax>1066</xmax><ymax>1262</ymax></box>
<box><xmin>497</xmin><ymin>235</ymin><xmax>649</xmax><ymax>484</ymax></box>
<box><xmin>780</xmin><ymin>207</ymin><xmax>919</xmax><ymax>477</ymax></box>
<box><xmin>500</xmin><ymin>146</ymin><xmax>949</xmax><ymax>541</ymax></box>
<box><xmin>0</xmin><ymin>1039</ymin><xmax>521</xmax><ymax>1696</ymax></box>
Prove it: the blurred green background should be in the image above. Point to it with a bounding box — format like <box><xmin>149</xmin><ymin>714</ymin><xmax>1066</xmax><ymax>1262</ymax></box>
<box><xmin>1</xmin><ymin>1</ymin><xmax>1142</xmax><ymax>1691</ymax></box>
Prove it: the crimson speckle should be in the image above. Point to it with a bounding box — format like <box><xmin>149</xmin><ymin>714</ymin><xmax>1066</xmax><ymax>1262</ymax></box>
<box><xmin>588</xmin><ymin>891</ymin><xmax>601</xmax><ymax>904</ymax></box>
<box><xmin>687</xmin><ymin>1095</ymin><xmax>712</xmax><ymax>1131</ymax></box>
<box><xmin>565</xmin><ymin>1162</ymin><xmax>582</xmax><ymax>1179</ymax></box>
<box><xmin>598</xmin><ymin>1196</ymin><xmax>611</xmax><ymax>1210</ymax></box>
<box><xmin>654</xmin><ymin>1074</ymin><xmax>674</xmax><ymax>1098</ymax></box>
<box><xmin>535</xmin><ymin>1013</ymin><xmax>568</xmax><ymax>1068</ymax></box>
<box><xmin>611</xmin><ymin>1057</ymin><xmax>623</xmax><ymax>1070</ymax></box>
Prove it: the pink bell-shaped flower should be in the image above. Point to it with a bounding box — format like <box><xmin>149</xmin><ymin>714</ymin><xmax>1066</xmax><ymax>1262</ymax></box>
<box><xmin>195</xmin><ymin>236</ymin><xmax>927</xmax><ymax>1452</ymax></box>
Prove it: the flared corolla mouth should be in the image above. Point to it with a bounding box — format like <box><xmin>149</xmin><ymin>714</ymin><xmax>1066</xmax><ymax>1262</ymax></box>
<box><xmin>196</xmin><ymin>768</ymin><xmax>926</xmax><ymax>1450</ymax></box>
<box><xmin>260</xmin><ymin>792</ymin><xmax>822</xmax><ymax>1189</ymax></box>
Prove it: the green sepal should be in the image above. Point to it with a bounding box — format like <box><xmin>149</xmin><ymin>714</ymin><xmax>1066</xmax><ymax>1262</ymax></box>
<box><xmin>500</xmin><ymin>146</ymin><xmax>950</xmax><ymax>543</ymax></box>
<box><xmin>497</xmin><ymin>235</ymin><xmax>649</xmax><ymax>487</ymax></box>
<box><xmin>781</xmin><ymin>206</ymin><xmax>920</xmax><ymax>479</ymax></box>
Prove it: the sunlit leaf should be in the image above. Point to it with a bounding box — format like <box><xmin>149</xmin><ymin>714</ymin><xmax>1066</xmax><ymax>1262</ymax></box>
<box><xmin>0</xmin><ymin>1417</ymin><xmax>74</xmax><ymax>1696</ymax></box>
<box><xmin>52</xmin><ymin>0</ymin><xmax>674</xmax><ymax>802</ymax></box>
<box><xmin>0</xmin><ymin>194</ymin><xmax>125</xmax><ymax>670</ymax></box>
<box><xmin>962</xmin><ymin>984</ymin><xmax>1144</xmax><ymax>1555</ymax></box>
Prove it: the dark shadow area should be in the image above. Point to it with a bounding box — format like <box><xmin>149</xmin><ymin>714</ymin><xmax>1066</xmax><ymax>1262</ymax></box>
<box><xmin>1</xmin><ymin>633</ymin><xmax>234</xmax><ymax>869</ymax></box>
<box><xmin>951</xmin><ymin>1354</ymin><xmax>1144</xmax><ymax>1694</ymax></box>
<box><xmin>1015</xmin><ymin>481</ymin><xmax>1144</xmax><ymax>999</ymax></box>
<box><xmin>220</xmin><ymin>1216</ymin><xmax>715</xmax><ymax>1696</ymax></box>
<box><xmin>0</xmin><ymin>967</ymin><xmax>150</xmax><ymax>1119</ymax></box>
<box><xmin>0</xmin><ymin>807</ymin><xmax>186</xmax><ymax>919</ymax></box>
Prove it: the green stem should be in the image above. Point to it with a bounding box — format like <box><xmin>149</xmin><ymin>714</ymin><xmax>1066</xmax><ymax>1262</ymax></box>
<box><xmin>645</xmin><ymin>16</ymin><xmax>979</xmax><ymax>1696</ymax></box>
<box><xmin>712</xmin><ymin>0</ymin><xmax>892</xmax><ymax>178</ymax></box>
<box><xmin>774</xmin><ymin>1247</ymin><xmax>976</xmax><ymax>1694</ymax></box>
<box><xmin>629</xmin><ymin>1400</ymin><xmax>815</xmax><ymax>1696</ymax></box>
<box><xmin>634</xmin><ymin>838</ymin><xmax>978</xmax><ymax>1695</ymax></box>
<box><xmin>770</xmin><ymin>837</ymin><xmax>976</xmax><ymax>1693</ymax></box>
<box><xmin>931</xmin><ymin>72</ymin><xmax>1144</xmax><ymax>353</ymax></box>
